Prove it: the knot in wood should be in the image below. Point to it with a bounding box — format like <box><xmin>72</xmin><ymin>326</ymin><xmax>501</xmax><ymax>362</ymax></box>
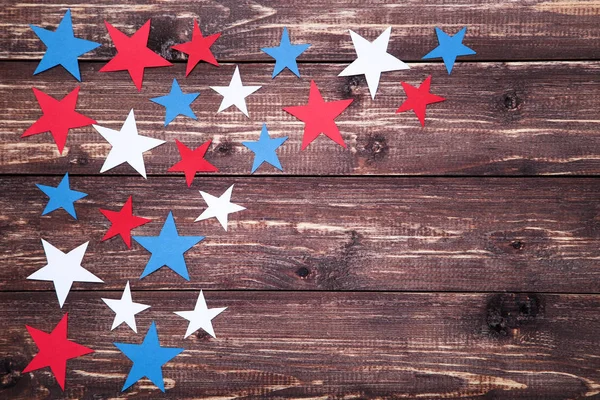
<box><xmin>296</xmin><ymin>267</ymin><xmax>310</xmax><ymax>278</ymax></box>
<box><xmin>502</xmin><ymin>91</ymin><xmax>522</xmax><ymax>111</ymax></box>
<box><xmin>214</xmin><ymin>141</ymin><xmax>233</xmax><ymax>156</ymax></box>
<box><xmin>510</xmin><ymin>240</ymin><xmax>524</xmax><ymax>250</ymax></box>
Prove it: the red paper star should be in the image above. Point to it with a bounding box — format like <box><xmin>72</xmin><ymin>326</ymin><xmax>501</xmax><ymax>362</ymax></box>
<box><xmin>99</xmin><ymin>196</ymin><xmax>151</xmax><ymax>248</ymax></box>
<box><xmin>168</xmin><ymin>140</ymin><xmax>218</xmax><ymax>187</ymax></box>
<box><xmin>23</xmin><ymin>313</ymin><xmax>93</xmax><ymax>390</ymax></box>
<box><xmin>172</xmin><ymin>19</ymin><xmax>221</xmax><ymax>76</ymax></box>
<box><xmin>21</xmin><ymin>87</ymin><xmax>96</xmax><ymax>154</ymax></box>
<box><xmin>283</xmin><ymin>80</ymin><xmax>353</xmax><ymax>149</ymax></box>
<box><xmin>396</xmin><ymin>75</ymin><xmax>445</xmax><ymax>127</ymax></box>
<box><xmin>100</xmin><ymin>20</ymin><xmax>172</xmax><ymax>91</ymax></box>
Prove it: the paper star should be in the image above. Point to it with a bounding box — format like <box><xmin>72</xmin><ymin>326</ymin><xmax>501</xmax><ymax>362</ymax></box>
<box><xmin>133</xmin><ymin>211</ymin><xmax>204</xmax><ymax>281</ymax></box>
<box><xmin>195</xmin><ymin>184</ymin><xmax>245</xmax><ymax>231</ymax></box>
<box><xmin>283</xmin><ymin>80</ymin><xmax>353</xmax><ymax>149</ymax></box>
<box><xmin>422</xmin><ymin>27</ymin><xmax>476</xmax><ymax>74</ymax></box>
<box><xmin>261</xmin><ymin>27</ymin><xmax>310</xmax><ymax>78</ymax></box>
<box><xmin>339</xmin><ymin>27</ymin><xmax>409</xmax><ymax>99</ymax></box>
<box><xmin>174</xmin><ymin>291</ymin><xmax>227</xmax><ymax>338</ymax></box>
<box><xmin>23</xmin><ymin>314</ymin><xmax>94</xmax><ymax>390</ymax></box>
<box><xmin>99</xmin><ymin>196</ymin><xmax>151</xmax><ymax>248</ymax></box>
<box><xmin>172</xmin><ymin>19</ymin><xmax>220</xmax><ymax>76</ymax></box>
<box><xmin>396</xmin><ymin>75</ymin><xmax>446</xmax><ymax>127</ymax></box>
<box><xmin>150</xmin><ymin>79</ymin><xmax>200</xmax><ymax>126</ymax></box>
<box><xmin>210</xmin><ymin>66</ymin><xmax>261</xmax><ymax>117</ymax></box>
<box><xmin>168</xmin><ymin>140</ymin><xmax>218</xmax><ymax>187</ymax></box>
<box><xmin>242</xmin><ymin>124</ymin><xmax>288</xmax><ymax>173</ymax></box>
<box><xmin>27</xmin><ymin>240</ymin><xmax>103</xmax><ymax>307</ymax></box>
<box><xmin>100</xmin><ymin>20</ymin><xmax>172</xmax><ymax>91</ymax></box>
<box><xmin>22</xmin><ymin>87</ymin><xmax>96</xmax><ymax>154</ymax></box>
<box><xmin>114</xmin><ymin>322</ymin><xmax>183</xmax><ymax>392</ymax></box>
<box><xmin>30</xmin><ymin>9</ymin><xmax>100</xmax><ymax>81</ymax></box>
<box><xmin>102</xmin><ymin>281</ymin><xmax>150</xmax><ymax>333</ymax></box>
<box><xmin>36</xmin><ymin>173</ymin><xmax>87</xmax><ymax>219</ymax></box>
<box><xmin>93</xmin><ymin>109</ymin><xmax>166</xmax><ymax>178</ymax></box>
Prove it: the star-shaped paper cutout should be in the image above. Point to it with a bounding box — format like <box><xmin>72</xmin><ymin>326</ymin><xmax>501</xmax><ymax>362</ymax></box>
<box><xmin>172</xmin><ymin>19</ymin><xmax>220</xmax><ymax>76</ymax></box>
<box><xmin>396</xmin><ymin>75</ymin><xmax>446</xmax><ymax>127</ymax></box>
<box><xmin>339</xmin><ymin>27</ymin><xmax>409</xmax><ymax>99</ymax></box>
<box><xmin>102</xmin><ymin>281</ymin><xmax>150</xmax><ymax>333</ymax></box>
<box><xmin>99</xmin><ymin>196</ymin><xmax>151</xmax><ymax>248</ymax></box>
<box><xmin>422</xmin><ymin>27</ymin><xmax>476</xmax><ymax>74</ymax></box>
<box><xmin>22</xmin><ymin>87</ymin><xmax>96</xmax><ymax>154</ymax></box>
<box><xmin>261</xmin><ymin>27</ymin><xmax>310</xmax><ymax>78</ymax></box>
<box><xmin>100</xmin><ymin>20</ymin><xmax>172</xmax><ymax>91</ymax></box>
<box><xmin>114</xmin><ymin>322</ymin><xmax>183</xmax><ymax>392</ymax></box>
<box><xmin>93</xmin><ymin>109</ymin><xmax>166</xmax><ymax>178</ymax></box>
<box><xmin>23</xmin><ymin>314</ymin><xmax>94</xmax><ymax>390</ymax></box>
<box><xmin>210</xmin><ymin>66</ymin><xmax>261</xmax><ymax>117</ymax></box>
<box><xmin>174</xmin><ymin>290</ymin><xmax>227</xmax><ymax>338</ymax></box>
<box><xmin>150</xmin><ymin>78</ymin><xmax>200</xmax><ymax>126</ymax></box>
<box><xmin>168</xmin><ymin>140</ymin><xmax>218</xmax><ymax>187</ymax></box>
<box><xmin>30</xmin><ymin>9</ymin><xmax>101</xmax><ymax>81</ymax></box>
<box><xmin>283</xmin><ymin>80</ymin><xmax>353</xmax><ymax>149</ymax></box>
<box><xmin>36</xmin><ymin>173</ymin><xmax>87</xmax><ymax>219</ymax></box>
<box><xmin>27</xmin><ymin>240</ymin><xmax>103</xmax><ymax>307</ymax></box>
<box><xmin>133</xmin><ymin>211</ymin><xmax>204</xmax><ymax>281</ymax></box>
<box><xmin>242</xmin><ymin>124</ymin><xmax>288</xmax><ymax>173</ymax></box>
<box><xmin>195</xmin><ymin>184</ymin><xmax>245</xmax><ymax>231</ymax></box>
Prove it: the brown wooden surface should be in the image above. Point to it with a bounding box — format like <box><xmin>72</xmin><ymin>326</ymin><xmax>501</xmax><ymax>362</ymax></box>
<box><xmin>3</xmin><ymin>0</ymin><xmax>600</xmax><ymax>398</ymax></box>
<box><xmin>3</xmin><ymin>291</ymin><xmax>600</xmax><ymax>399</ymax></box>
<box><xmin>4</xmin><ymin>61</ymin><xmax>600</xmax><ymax>176</ymax></box>
<box><xmin>3</xmin><ymin>0</ymin><xmax>600</xmax><ymax>62</ymax></box>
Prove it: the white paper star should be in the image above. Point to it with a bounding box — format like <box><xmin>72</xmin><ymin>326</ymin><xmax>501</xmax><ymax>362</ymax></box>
<box><xmin>195</xmin><ymin>184</ymin><xmax>246</xmax><ymax>231</ymax></box>
<box><xmin>93</xmin><ymin>109</ymin><xmax>166</xmax><ymax>178</ymax></box>
<box><xmin>27</xmin><ymin>239</ymin><xmax>103</xmax><ymax>308</ymax></box>
<box><xmin>338</xmin><ymin>27</ymin><xmax>409</xmax><ymax>99</ymax></box>
<box><xmin>101</xmin><ymin>281</ymin><xmax>150</xmax><ymax>333</ymax></box>
<box><xmin>174</xmin><ymin>290</ymin><xmax>227</xmax><ymax>338</ymax></box>
<box><xmin>210</xmin><ymin>66</ymin><xmax>261</xmax><ymax>117</ymax></box>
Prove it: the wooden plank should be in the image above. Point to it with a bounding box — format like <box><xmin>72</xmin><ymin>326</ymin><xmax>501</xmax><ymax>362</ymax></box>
<box><xmin>2</xmin><ymin>291</ymin><xmax>600</xmax><ymax>398</ymax></box>
<box><xmin>3</xmin><ymin>61</ymin><xmax>600</xmax><ymax>176</ymax></box>
<box><xmin>3</xmin><ymin>1</ymin><xmax>600</xmax><ymax>62</ymax></box>
<box><xmin>2</xmin><ymin>176</ymin><xmax>600</xmax><ymax>293</ymax></box>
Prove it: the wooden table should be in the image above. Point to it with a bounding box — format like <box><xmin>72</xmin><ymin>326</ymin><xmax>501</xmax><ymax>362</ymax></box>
<box><xmin>2</xmin><ymin>1</ymin><xmax>600</xmax><ymax>398</ymax></box>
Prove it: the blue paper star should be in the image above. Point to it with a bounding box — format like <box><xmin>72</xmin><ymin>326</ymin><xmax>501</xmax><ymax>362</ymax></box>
<box><xmin>133</xmin><ymin>211</ymin><xmax>204</xmax><ymax>280</ymax></box>
<box><xmin>242</xmin><ymin>124</ymin><xmax>288</xmax><ymax>173</ymax></box>
<box><xmin>36</xmin><ymin>173</ymin><xmax>87</xmax><ymax>219</ymax></box>
<box><xmin>261</xmin><ymin>27</ymin><xmax>310</xmax><ymax>78</ymax></box>
<box><xmin>30</xmin><ymin>9</ymin><xmax>101</xmax><ymax>81</ymax></box>
<box><xmin>150</xmin><ymin>79</ymin><xmax>200</xmax><ymax>126</ymax></box>
<box><xmin>422</xmin><ymin>27</ymin><xmax>476</xmax><ymax>74</ymax></box>
<box><xmin>114</xmin><ymin>322</ymin><xmax>184</xmax><ymax>392</ymax></box>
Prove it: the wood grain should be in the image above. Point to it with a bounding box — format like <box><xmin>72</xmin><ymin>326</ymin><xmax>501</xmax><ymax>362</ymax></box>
<box><xmin>2</xmin><ymin>176</ymin><xmax>600</xmax><ymax>293</ymax></box>
<box><xmin>2</xmin><ymin>291</ymin><xmax>600</xmax><ymax>399</ymax></box>
<box><xmin>3</xmin><ymin>0</ymin><xmax>600</xmax><ymax>62</ymax></box>
<box><xmin>3</xmin><ymin>61</ymin><xmax>600</xmax><ymax>176</ymax></box>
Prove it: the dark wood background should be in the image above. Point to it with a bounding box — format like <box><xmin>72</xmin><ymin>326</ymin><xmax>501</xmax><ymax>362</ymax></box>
<box><xmin>2</xmin><ymin>1</ymin><xmax>600</xmax><ymax>399</ymax></box>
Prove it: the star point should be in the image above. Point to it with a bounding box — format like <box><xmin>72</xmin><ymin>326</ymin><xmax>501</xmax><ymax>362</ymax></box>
<box><xmin>422</xmin><ymin>26</ymin><xmax>476</xmax><ymax>74</ymax></box>
<box><xmin>261</xmin><ymin>27</ymin><xmax>310</xmax><ymax>78</ymax></box>
<box><xmin>396</xmin><ymin>75</ymin><xmax>446</xmax><ymax>127</ymax></box>
<box><xmin>242</xmin><ymin>124</ymin><xmax>288</xmax><ymax>173</ymax></box>
<box><xmin>172</xmin><ymin>19</ymin><xmax>221</xmax><ymax>76</ymax></box>
<box><xmin>36</xmin><ymin>172</ymin><xmax>87</xmax><ymax>219</ymax></box>
<box><xmin>27</xmin><ymin>239</ymin><xmax>103</xmax><ymax>307</ymax></box>
<box><xmin>100</xmin><ymin>19</ymin><xmax>172</xmax><ymax>91</ymax></box>
<box><xmin>195</xmin><ymin>184</ymin><xmax>245</xmax><ymax>231</ymax></box>
<box><xmin>30</xmin><ymin>9</ymin><xmax>101</xmax><ymax>81</ymax></box>
<box><xmin>150</xmin><ymin>78</ymin><xmax>200</xmax><ymax>126</ymax></box>
<box><xmin>283</xmin><ymin>80</ymin><xmax>353</xmax><ymax>149</ymax></box>
<box><xmin>174</xmin><ymin>290</ymin><xmax>227</xmax><ymax>338</ymax></box>
<box><xmin>339</xmin><ymin>27</ymin><xmax>409</xmax><ymax>99</ymax></box>
<box><xmin>114</xmin><ymin>322</ymin><xmax>183</xmax><ymax>392</ymax></box>
<box><xmin>210</xmin><ymin>66</ymin><xmax>261</xmax><ymax>117</ymax></box>
<box><xmin>133</xmin><ymin>211</ymin><xmax>204</xmax><ymax>281</ymax></box>
<box><xmin>99</xmin><ymin>196</ymin><xmax>151</xmax><ymax>248</ymax></box>
<box><xmin>93</xmin><ymin>109</ymin><xmax>166</xmax><ymax>178</ymax></box>
<box><xmin>168</xmin><ymin>140</ymin><xmax>218</xmax><ymax>187</ymax></box>
<box><xmin>102</xmin><ymin>281</ymin><xmax>150</xmax><ymax>333</ymax></box>
<box><xmin>23</xmin><ymin>313</ymin><xmax>94</xmax><ymax>390</ymax></box>
<box><xmin>22</xmin><ymin>87</ymin><xmax>96</xmax><ymax>154</ymax></box>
